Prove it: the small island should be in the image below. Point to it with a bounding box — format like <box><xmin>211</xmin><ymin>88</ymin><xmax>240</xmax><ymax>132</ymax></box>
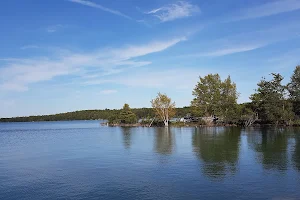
<box><xmin>2</xmin><ymin>66</ymin><xmax>299</xmax><ymax>127</ymax></box>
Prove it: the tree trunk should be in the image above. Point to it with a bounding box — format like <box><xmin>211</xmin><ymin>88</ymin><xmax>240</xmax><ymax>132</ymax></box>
<box><xmin>164</xmin><ymin>120</ymin><xmax>168</xmax><ymax>127</ymax></box>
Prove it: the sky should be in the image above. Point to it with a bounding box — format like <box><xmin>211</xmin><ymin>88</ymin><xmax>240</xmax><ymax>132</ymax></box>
<box><xmin>0</xmin><ymin>0</ymin><xmax>300</xmax><ymax>117</ymax></box>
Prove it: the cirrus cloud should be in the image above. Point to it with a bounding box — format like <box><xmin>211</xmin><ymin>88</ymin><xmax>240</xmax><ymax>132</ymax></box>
<box><xmin>0</xmin><ymin>37</ymin><xmax>186</xmax><ymax>92</ymax></box>
<box><xmin>146</xmin><ymin>1</ymin><xmax>200</xmax><ymax>22</ymax></box>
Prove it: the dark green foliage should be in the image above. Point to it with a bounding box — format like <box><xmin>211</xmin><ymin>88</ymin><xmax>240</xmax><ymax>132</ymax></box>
<box><xmin>250</xmin><ymin>73</ymin><xmax>294</xmax><ymax>125</ymax></box>
<box><xmin>288</xmin><ymin>66</ymin><xmax>300</xmax><ymax>117</ymax></box>
<box><xmin>0</xmin><ymin>107</ymin><xmax>191</xmax><ymax>122</ymax></box>
<box><xmin>292</xmin><ymin>101</ymin><xmax>300</xmax><ymax>117</ymax></box>
<box><xmin>0</xmin><ymin>109</ymin><xmax>119</xmax><ymax>122</ymax></box>
<box><xmin>119</xmin><ymin>104</ymin><xmax>137</xmax><ymax>124</ymax></box>
<box><xmin>108</xmin><ymin>104</ymin><xmax>137</xmax><ymax>124</ymax></box>
<box><xmin>288</xmin><ymin>66</ymin><xmax>300</xmax><ymax>101</ymax></box>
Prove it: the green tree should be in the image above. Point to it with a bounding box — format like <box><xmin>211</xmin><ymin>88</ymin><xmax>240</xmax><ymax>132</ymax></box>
<box><xmin>151</xmin><ymin>93</ymin><xmax>176</xmax><ymax>127</ymax></box>
<box><xmin>288</xmin><ymin>66</ymin><xmax>300</xmax><ymax>101</ymax></box>
<box><xmin>288</xmin><ymin>66</ymin><xmax>300</xmax><ymax>116</ymax></box>
<box><xmin>250</xmin><ymin>73</ymin><xmax>294</xmax><ymax>125</ymax></box>
<box><xmin>191</xmin><ymin>74</ymin><xmax>239</xmax><ymax>122</ymax></box>
<box><xmin>220</xmin><ymin>76</ymin><xmax>239</xmax><ymax>122</ymax></box>
<box><xmin>119</xmin><ymin>104</ymin><xmax>137</xmax><ymax>124</ymax></box>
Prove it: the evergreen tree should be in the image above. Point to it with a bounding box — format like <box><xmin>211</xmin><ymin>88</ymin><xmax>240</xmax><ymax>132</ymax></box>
<box><xmin>288</xmin><ymin>66</ymin><xmax>300</xmax><ymax>116</ymax></box>
<box><xmin>250</xmin><ymin>73</ymin><xmax>294</xmax><ymax>125</ymax></box>
<box><xmin>119</xmin><ymin>104</ymin><xmax>137</xmax><ymax>124</ymax></box>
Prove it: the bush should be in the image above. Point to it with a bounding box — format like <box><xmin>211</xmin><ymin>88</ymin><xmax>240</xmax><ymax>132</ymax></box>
<box><xmin>293</xmin><ymin>120</ymin><xmax>300</xmax><ymax>126</ymax></box>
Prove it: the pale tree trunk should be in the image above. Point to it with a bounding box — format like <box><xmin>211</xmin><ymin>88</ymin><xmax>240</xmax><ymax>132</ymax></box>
<box><xmin>164</xmin><ymin>108</ymin><xmax>169</xmax><ymax>127</ymax></box>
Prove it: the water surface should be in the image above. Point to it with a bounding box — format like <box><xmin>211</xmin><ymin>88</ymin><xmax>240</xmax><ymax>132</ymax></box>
<box><xmin>0</xmin><ymin>121</ymin><xmax>299</xmax><ymax>199</ymax></box>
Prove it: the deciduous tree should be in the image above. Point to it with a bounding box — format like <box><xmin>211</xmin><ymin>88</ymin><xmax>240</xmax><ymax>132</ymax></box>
<box><xmin>191</xmin><ymin>74</ymin><xmax>239</xmax><ymax>122</ymax></box>
<box><xmin>151</xmin><ymin>93</ymin><xmax>176</xmax><ymax>127</ymax></box>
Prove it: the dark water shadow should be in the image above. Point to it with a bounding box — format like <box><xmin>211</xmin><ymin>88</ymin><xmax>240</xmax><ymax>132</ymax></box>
<box><xmin>192</xmin><ymin>127</ymin><xmax>241</xmax><ymax>181</ymax></box>
<box><xmin>247</xmin><ymin>127</ymin><xmax>290</xmax><ymax>172</ymax></box>
<box><xmin>292</xmin><ymin>129</ymin><xmax>300</xmax><ymax>171</ymax></box>
<box><xmin>121</xmin><ymin>127</ymin><xmax>133</xmax><ymax>149</ymax></box>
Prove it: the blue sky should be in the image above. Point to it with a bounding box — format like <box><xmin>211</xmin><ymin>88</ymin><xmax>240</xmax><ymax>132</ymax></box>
<box><xmin>0</xmin><ymin>0</ymin><xmax>300</xmax><ymax>117</ymax></box>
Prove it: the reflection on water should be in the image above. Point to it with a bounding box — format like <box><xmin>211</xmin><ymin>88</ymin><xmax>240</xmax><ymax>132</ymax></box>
<box><xmin>293</xmin><ymin>132</ymin><xmax>300</xmax><ymax>171</ymax></box>
<box><xmin>1</xmin><ymin>122</ymin><xmax>300</xmax><ymax>199</ymax></box>
<box><xmin>247</xmin><ymin>128</ymin><xmax>289</xmax><ymax>171</ymax></box>
<box><xmin>121</xmin><ymin>127</ymin><xmax>132</xmax><ymax>149</ymax></box>
<box><xmin>154</xmin><ymin>128</ymin><xmax>175</xmax><ymax>155</ymax></box>
<box><xmin>192</xmin><ymin>127</ymin><xmax>241</xmax><ymax>180</ymax></box>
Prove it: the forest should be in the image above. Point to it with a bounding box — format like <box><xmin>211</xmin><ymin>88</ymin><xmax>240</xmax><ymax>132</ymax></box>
<box><xmin>1</xmin><ymin>66</ymin><xmax>299</xmax><ymax>126</ymax></box>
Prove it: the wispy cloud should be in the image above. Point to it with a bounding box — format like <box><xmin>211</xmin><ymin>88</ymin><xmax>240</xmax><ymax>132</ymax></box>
<box><xmin>184</xmin><ymin>22</ymin><xmax>300</xmax><ymax>57</ymax></box>
<box><xmin>0</xmin><ymin>37</ymin><xmax>186</xmax><ymax>92</ymax></box>
<box><xmin>68</xmin><ymin>0</ymin><xmax>132</xmax><ymax>20</ymax></box>
<box><xmin>20</xmin><ymin>45</ymin><xmax>39</xmax><ymax>50</ymax></box>
<box><xmin>85</xmin><ymin>68</ymin><xmax>202</xmax><ymax>90</ymax></box>
<box><xmin>188</xmin><ymin>45</ymin><xmax>263</xmax><ymax>57</ymax></box>
<box><xmin>229</xmin><ymin>0</ymin><xmax>300</xmax><ymax>21</ymax></box>
<box><xmin>146</xmin><ymin>1</ymin><xmax>200</xmax><ymax>22</ymax></box>
<box><xmin>46</xmin><ymin>24</ymin><xmax>64</xmax><ymax>33</ymax></box>
<box><xmin>100</xmin><ymin>89</ymin><xmax>117</xmax><ymax>94</ymax></box>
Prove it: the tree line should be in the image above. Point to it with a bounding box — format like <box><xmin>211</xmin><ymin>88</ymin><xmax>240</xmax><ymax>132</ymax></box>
<box><xmin>0</xmin><ymin>107</ymin><xmax>191</xmax><ymax>123</ymax></box>
<box><xmin>1</xmin><ymin>66</ymin><xmax>299</xmax><ymax>126</ymax></box>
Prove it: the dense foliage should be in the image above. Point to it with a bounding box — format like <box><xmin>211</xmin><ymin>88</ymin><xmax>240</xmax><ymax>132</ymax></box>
<box><xmin>191</xmin><ymin>74</ymin><xmax>239</xmax><ymax>123</ymax></box>
<box><xmin>108</xmin><ymin>104</ymin><xmax>137</xmax><ymax>124</ymax></box>
<box><xmin>0</xmin><ymin>107</ymin><xmax>190</xmax><ymax>122</ymax></box>
<box><xmin>250</xmin><ymin>73</ymin><xmax>294</xmax><ymax>125</ymax></box>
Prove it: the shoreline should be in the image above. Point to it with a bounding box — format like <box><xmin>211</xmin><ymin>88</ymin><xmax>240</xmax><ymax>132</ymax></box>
<box><xmin>103</xmin><ymin>122</ymin><xmax>300</xmax><ymax>128</ymax></box>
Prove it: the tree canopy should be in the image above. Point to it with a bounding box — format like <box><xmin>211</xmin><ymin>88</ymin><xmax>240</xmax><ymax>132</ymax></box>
<box><xmin>250</xmin><ymin>73</ymin><xmax>294</xmax><ymax>125</ymax></box>
<box><xmin>288</xmin><ymin>66</ymin><xmax>300</xmax><ymax>101</ymax></box>
<box><xmin>108</xmin><ymin>104</ymin><xmax>137</xmax><ymax>124</ymax></box>
<box><xmin>191</xmin><ymin>74</ymin><xmax>239</xmax><ymax>122</ymax></box>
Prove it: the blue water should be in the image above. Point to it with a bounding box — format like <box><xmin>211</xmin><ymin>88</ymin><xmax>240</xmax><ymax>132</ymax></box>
<box><xmin>0</xmin><ymin>121</ymin><xmax>299</xmax><ymax>200</ymax></box>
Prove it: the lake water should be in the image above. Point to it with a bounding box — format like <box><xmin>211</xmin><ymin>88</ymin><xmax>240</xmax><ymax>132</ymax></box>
<box><xmin>0</xmin><ymin>121</ymin><xmax>300</xmax><ymax>200</ymax></box>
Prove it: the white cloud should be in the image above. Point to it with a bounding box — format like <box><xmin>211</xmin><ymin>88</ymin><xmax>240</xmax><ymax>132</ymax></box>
<box><xmin>184</xmin><ymin>22</ymin><xmax>300</xmax><ymax>57</ymax></box>
<box><xmin>0</xmin><ymin>37</ymin><xmax>186</xmax><ymax>92</ymax></box>
<box><xmin>189</xmin><ymin>45</ymin><xmax>263</xmax><ymax>57</ymax></box>
<box><xmin>84</xmin><ymin>68</ymin><xmax>205</xmax><ymax>90</ymax></box>
<box><xmin>229</xmin><ymin>0</ymin><xmax>300</xmax><ymax>21</ymax></box>
<box><xmin>100</xmin><ymin>89</ymin><xmax>117</xmax><ymax>94</ymax></box>
<box><xmin>146</xmin><ymin>1</ymin><xmax>200</xmax><ymax>22</ymax></box>
<box><xmin>46</xmin><ymin>24</ymin><xmax>64</xmax><ymax>33</ymax></box>
<box><xmin>68</xmin><ymin>0</ymin><xmax>132</xmax><ymax>20</ymax></box>
<box><xmin>20</xmin><ymin>45</ymin><xmax>39</xmax><ymax>50</ymax></box>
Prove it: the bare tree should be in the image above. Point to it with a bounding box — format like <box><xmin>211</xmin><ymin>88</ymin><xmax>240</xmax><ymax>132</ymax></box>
<box><xmin>151</xmin><ymin>93</ymin><xmax>176</xmax><ymax>127</ymax></box>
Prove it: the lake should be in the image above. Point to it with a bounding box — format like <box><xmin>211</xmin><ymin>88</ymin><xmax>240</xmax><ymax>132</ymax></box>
<box><xmin>0</xmin><ymin>121</ymin><xmax>299</xmax><ymax>200</ymax></box>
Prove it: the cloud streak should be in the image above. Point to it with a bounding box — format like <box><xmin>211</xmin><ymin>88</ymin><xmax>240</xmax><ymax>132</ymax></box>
<box><xmin>229</xmin><ymin>0</ymin><xmax>300</xmax><ymax>21</ymax></box>
<box><xmin>68</xmin><ymin>0</ymin><xmax>132</xmax><ymax>20</ymax></box>
<box><xmin>0</xmin><ymin>37</ymin><xmax>186</xmax><ymax>92</ymax></box>
<box><xmin>188</xmin><ymin>45</ymin><xmax>263</xmax><ymax>57</ymax></box>
<box><xmin>84</xmin><ymin>68</ymin><xmax>202</xmax><ymax>90</ymax></box>
<box><xmin>46</xmin><ymin>24</ymin><xmax>65</xmax><ymax>33</ymax></box>
<box><xmin>146</xmin><ymin>1</ymin><xmax>200</xmax><ymax>22</ymax></box>
<box><xmin>100</xmin><ymin>89</ymin><xmax>117</xmax><ymax>94</ymax></box>
<box><xmin>20</xmin><ymin>45</ymin><xmax>39</xmax><ymax>50</ymax></box>
<box><xmin>184</xmin><ymin>21</ymin><xmax>300</xmax><ymax>57</ymax></box>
